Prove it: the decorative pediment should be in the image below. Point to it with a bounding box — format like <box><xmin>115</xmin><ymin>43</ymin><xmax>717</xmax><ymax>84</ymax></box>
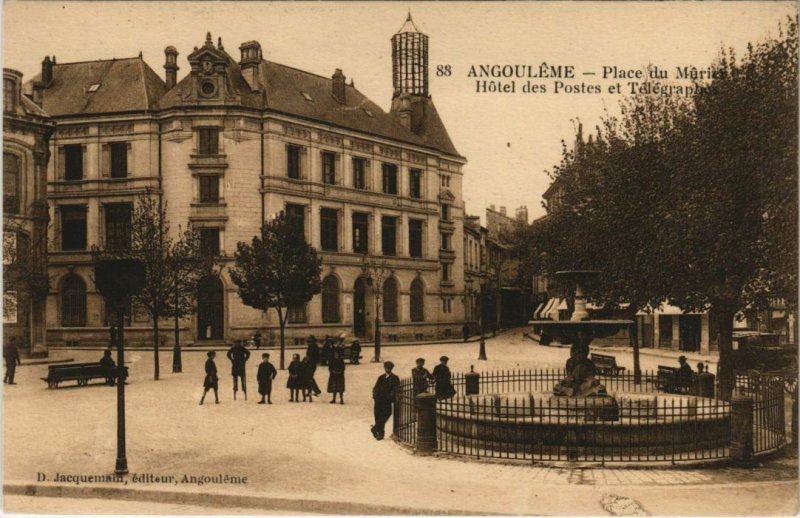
<box><xmin>438</xmin><ymin>189</ymin><xmax>456</xmax><ymax>201</ymax></box>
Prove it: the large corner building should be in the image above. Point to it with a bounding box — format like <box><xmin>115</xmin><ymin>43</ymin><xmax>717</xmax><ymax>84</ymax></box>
<box><xmin>25</xmin><ymin>15</ymin><xmax>467</xmax><ymax>349</ymax></box>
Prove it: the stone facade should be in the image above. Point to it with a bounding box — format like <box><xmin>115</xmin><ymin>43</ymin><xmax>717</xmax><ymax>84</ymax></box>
<box><xmin>3</xmin><ymin>68</ymin><xmax>53</xmax><ymax>356</ymax></box>
<box><xmin>30</xmin><ymin>18</ymin><xmax>467</xmax><ymax>349</ymax></box>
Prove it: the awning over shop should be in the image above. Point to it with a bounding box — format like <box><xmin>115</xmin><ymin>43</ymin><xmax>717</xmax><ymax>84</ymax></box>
<box><xmin>635</xmin><ymin>302</ymin><xmax>708</xmax><ymax>316</ymax></box>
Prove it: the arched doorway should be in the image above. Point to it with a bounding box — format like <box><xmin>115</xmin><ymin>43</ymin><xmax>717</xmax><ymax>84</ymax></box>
<box><xmin>353</xmin><ymin>277</ymin><xmax>366</xmax><ymax>337</ymax></box>
<box><xmin>197</xmin><ymin>276</ymin><xmax>224</xmax><ymax>341</ymax></box>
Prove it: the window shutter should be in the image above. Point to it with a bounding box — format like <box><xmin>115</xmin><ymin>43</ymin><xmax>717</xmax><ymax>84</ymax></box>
<box><xmin>101</xmin><ymin>144</ymin><xmax>110</xmax><ymax>178</ymax></box>
<box><xmin>57</xmin><ymin>147</ymin><xmax>65</xmax><ymax>180</ymax></box>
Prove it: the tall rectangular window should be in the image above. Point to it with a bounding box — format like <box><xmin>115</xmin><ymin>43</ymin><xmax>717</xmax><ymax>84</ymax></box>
<box><xmin>285</xmin><ymin>204</ymin><xmax>306</xmax><ymax>237</ymax></box>
<box><xmin>352</xmin><ymin>213</ymin><xmax>369</xmax><ymax>254</ymax></box>
<box><xmin>61</xmin><ymin>205</ymin><xmax>87</xmax><ymax>251</ymax></box>
<box><xmin>4</xmin><ymin>78</ymin><xmax>15</xmax><ymax>113</ymax></box>
<box><xmin>105</xmin><ymin>203</ymin><xmax>132</xmax><ymax>250</ymax></box>
<box><xmin>409</xmin><ymin>219</ymin><xmax>423</xmax><ymax>258</ymax></box>
<box><xmin>322</xmin><ymin>151</ymin><xmax>336</xmax><ymax>185</ymax></box>
<box><xmin>199</xmin><ymin>175</ymin><xmax>220</xmax><ymax>203</ymax></box>
<box><xmin>3</xmin><ymin>153</ymin><xmax>20</xmax><ymax>214</ymax></box>
<box><xmin>287</xmin><ymin>145</ymin><xmax>301</xmax><ymax>180</ymax></box>
<box><xmin>442</xmin><ymin>263</ymin><xmax>451</xmax><ymax>282</ymax></box>
<box><xmin>441</xmin><ymin>203</ymin><xmax>450</xmax><ymax>221</ymax></box>
<box><xmin>200</xmin><ymin>228</ymin><xmax>220</xmax><ymax>257</ymax></box>
<box><xmin>441</xmin><ymin>233</ymin><xmax>451</xmax><ymax>250</ymax></box>
<box><xmin>198</xmin><ymin>128</ymin><xmax>219</xmax><ymax>155</ymax></box>
<box><xmin>353</xmin><ymin>157</ymin><xmax>367</xmax><ymax>189</ymax></box>
<box><xmin>110</xmin><ymin>142</ymin><xmax>128</xmax><ymax>178</ymax></box>
<box><xmin>382</xmin><ymin>163</ymin><xmax>398</xmax><ymax>194</ymax></box>
<box><xmin>409</xmin><ymin>169</ymin><xmax>422</xmax><ymax>199</ymax></box>
<box><xmin>320</xmin><ymin>208</ymin><xmax>338</xmax><ymax>252</ymax></box>
<box><xmin>381</xmin><ymin>216</ymin><xmax>397</xmax><ymax>256</ymax></box>
<box><xmin>64</xmin><ymin>145</ymin><xmax>84</xmax><ymax>181</ymax></box>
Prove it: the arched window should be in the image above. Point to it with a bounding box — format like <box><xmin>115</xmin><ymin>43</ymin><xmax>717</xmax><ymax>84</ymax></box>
<box><xmin>3</xmin><ymin>153</ymin><xmax>20</xmax><ymax>214</ymax></box>
<box><xmin>321</xmin><ymin>275</ymin><xmax>340</xmax><ymax>323</ymax></box>
<box><xmin>61</xmin><ymin>274</ymin><xmax>87</xmax><ymax>327</ymax></box>
<box><xmin>383</xmin><ymin>277</ymin><xmax>398</xmax><ymax>323</ymax></box>
<box><xmin>410</xmin><ymin>278</ymin><xmax>424</xmax><ymax>322</ymax></box>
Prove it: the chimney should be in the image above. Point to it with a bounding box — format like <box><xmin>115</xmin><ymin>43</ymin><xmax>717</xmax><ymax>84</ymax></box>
<box><xmin>490</xmin><ymin>204</ymin><xmax>496</xmax><ymax>212</ymax></box>
<box><xmin>500</xmin><ymin>206</ymin><xmax>507</xmax><ymax>216</ymax></box>
<box><xmin>32</xmin><ymin>56</ymin><xmax>52</xmax><ymax>106</ymax></box>
<box><xmin>239</xmin><ymin>40</ymin><xmax>262</xmax><ymax>92</ymax></box>
<box><xmin>164</xmin><ymin>46</ymin><xmax>179</xmax><ymax>90</ymax></box>
<box><xmin>41</xmin><ymin>56</ymin><xmax>53</xmax><ymax>84</ymax></box>
<box><xmin>331</xmin><ymin>69</ymin><xmax>346</xmax><ymax>104</ymax></box>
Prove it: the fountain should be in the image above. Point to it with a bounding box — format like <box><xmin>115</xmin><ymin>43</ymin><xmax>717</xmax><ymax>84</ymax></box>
<box><xmin>427</xmin><ymin>271</ymin><xmax>732</xmax><ymax>463</ymax></box>
<box><xmin>529</xmin><ymin>271</ymin><xmax>632</xmax><ymax>416</ymax></box>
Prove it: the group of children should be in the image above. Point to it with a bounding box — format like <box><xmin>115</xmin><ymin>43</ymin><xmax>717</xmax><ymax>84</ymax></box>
<box><xmin>199</xmin><ymin>334</ymin><xmax>359</xmax><ymax>406</ymax></box>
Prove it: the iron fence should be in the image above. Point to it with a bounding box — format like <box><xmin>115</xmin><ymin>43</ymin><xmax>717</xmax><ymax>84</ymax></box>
<box><xmin>394</xmin><ymin>377</ymin><xmax>418</xmax><ymax>447</ymax></box>
<box><xmin>435</xmin><ymin>392</ymin><xmax>731</xmax><ymax>463</ymax></box>
<box><xmin>735</xmin><ymin>372</ymin><xmax>787</xmax><ymax>454</ymax></box>
<box><xmin>393</xmin><ymin>368</ymin><xmax>789</xmax><ymax>463</ymax></box>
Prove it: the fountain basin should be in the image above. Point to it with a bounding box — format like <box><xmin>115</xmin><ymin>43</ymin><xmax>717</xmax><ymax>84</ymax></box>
<box><xmin>436</xmin><ymin>392</ymin><xmax>730</xmax><ymax>455</ymax></box>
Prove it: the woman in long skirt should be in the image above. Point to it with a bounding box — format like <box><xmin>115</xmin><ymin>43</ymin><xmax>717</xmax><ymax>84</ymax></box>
<box><xmin>287</xmin><ymin>353</ymin><xmax>303</xmax><ymax>402</ymax></box>
<box><xmin>327</xmin><ymin>348</ymin><xmax>346</xmax><ymax>404</ymax></box>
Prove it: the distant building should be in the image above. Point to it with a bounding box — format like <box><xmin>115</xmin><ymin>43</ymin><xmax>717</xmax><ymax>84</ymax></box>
<box><xmin>3</xmin><ymin>68</ymin><xmax>54</xmax><ymax>356</ymax></box>
<box><xmin>485</xmin><ymin>205</ymin><xmax>532</xmax><ymax>328</ymax></box>
<box><xmin>27</xmin><ymin>15</ymin><xmax>468</xmax><ymax>349</ymax></box>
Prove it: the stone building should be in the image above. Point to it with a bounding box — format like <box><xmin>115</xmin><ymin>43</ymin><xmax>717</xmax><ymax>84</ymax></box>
<box><xmin>3</xmin><ymin>68</ymin><xmax>54</xmax><ymax>356</ymax></box>
<box><xmin>29</xmin><ymin>15</ymin><xmax>467</xmax><ymax>348</ymax></box>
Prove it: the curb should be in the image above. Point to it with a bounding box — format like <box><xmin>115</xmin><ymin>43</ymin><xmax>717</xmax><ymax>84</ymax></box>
<box><xmin>3</xmin><ymin>483</ymin><xmax>496</xmax><ymax>515</ymax></box>
<box><xmin>21</xmin><ymin>357</ymin><xmax>75</xmax><ymax>366</ymax></box>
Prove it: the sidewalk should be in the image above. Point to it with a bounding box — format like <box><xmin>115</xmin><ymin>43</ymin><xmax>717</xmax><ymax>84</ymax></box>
<box><xmin>3</xmin><ymin>334</ymin><xmax>795</xmax><ymax>515</ymax></box>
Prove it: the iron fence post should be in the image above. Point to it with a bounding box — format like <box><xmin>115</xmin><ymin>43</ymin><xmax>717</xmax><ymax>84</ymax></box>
<box><xmin>730</xmin><ymin>394</ymin><xmax>754</xmax><ymax>465</ymax></box>
<box><xmin>415</xmin><ymin>392</ymin><xmax>437</xmax><ymax>455</ymax></box>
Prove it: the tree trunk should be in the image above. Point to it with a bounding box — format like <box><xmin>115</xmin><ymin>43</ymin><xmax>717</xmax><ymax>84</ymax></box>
<box><xmin>278</xmin><ymin>307</ymin><xmax>286</xmax><ymax>370</ymax></box>
<box><xmin>715</xmin><ymin>305</ymin><xmax>737</xmax><ymax>401</ymax></box>
<box><xmin>172</xmin><ymin>313</ymin><xmax>181</xmax><ymax>373</ymax></box>
<box><xmin>630</xmin><ymin>320</ymin><xmax>641</xmax><ymax>384</ymax></box>
<box><xmin>153</xmin><ymin>317</ymin><xmax>160</xmax><ymax>381</ymax></box>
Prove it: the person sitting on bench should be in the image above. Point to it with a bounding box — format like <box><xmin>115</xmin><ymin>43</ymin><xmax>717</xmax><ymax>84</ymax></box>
<box><xmin>675</xmin><ymin>355</ymin><xmax>693</xmax><ymax>392</ymax></box>
<box><xmin>99</xmin><ymin>350</ymin><xmax>117</xmax><ymax>386</ymax></box>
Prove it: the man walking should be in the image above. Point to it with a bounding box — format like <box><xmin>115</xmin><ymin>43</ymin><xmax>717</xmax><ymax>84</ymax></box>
<box><xmin>3</xmin><ymin>337</ymin><xmax>21</xmax><ymax>385</ymax></box>
<box><xmin>200</xmin><ymin>351</ymin><xmax>220</xmax><ymax>405</ymax></box>
<box><xmin>371</xmin><ymin>361</ymin><xmax>399</xmax><ymax>440</ymax></box>
<box><xmin>227</xmin><ymin>340</ymin><xmax>251</xmax><ymax>400</ymax></box>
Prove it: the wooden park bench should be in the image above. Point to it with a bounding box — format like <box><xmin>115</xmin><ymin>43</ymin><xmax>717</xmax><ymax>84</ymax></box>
<box><xmin>656</xmin><ymin>365</ymin><xmax>692</xmax><ymax>394</ymax></box>
<box><xmin>590</xmin><ymin>353</ymin><xmax>626</xmax><ymax>375</ymax></box>
<box><xmin>41</xmin><ymin>362</ymin><xmax>128</xmax><ymax>389</ymax></box>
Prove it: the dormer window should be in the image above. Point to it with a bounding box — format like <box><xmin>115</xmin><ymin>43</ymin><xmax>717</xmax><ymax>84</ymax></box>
<box><xmin>301</xmin><ymin>92</ymin><xmax>313</xmax><ymax>102</ymax></box>
<box><xmin>87</xmin><ymin>83</ymin><xmax>101</xmax><ymax>93</ymax></box>
<box><xmin>3</xmin><ymin>78</ymin><xmax>16</xmax><ymax>112</ymax></box>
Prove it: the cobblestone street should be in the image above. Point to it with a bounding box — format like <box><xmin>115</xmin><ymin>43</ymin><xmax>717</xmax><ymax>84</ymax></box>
<box><xmin>4</xmin><ymin>330</ymin><xmax>797</xmax><ymax>515</ymax></box>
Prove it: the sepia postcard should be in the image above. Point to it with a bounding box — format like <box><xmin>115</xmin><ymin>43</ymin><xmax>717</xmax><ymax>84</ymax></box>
<box><xmin>2</xmin><ymin>1</ymin><xmax>798</xmax><ymax>515</ymax></box>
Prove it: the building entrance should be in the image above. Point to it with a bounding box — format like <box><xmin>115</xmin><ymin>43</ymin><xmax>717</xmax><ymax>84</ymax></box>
<box><xmin>353</xmin><ymin>277</ymin><xmax>366</xmax><ymax>337</ymax></box>
<box><xmin>197</xmin><ymin>276</ymin><xmax>224</xmax><ymax>341</ymax></box>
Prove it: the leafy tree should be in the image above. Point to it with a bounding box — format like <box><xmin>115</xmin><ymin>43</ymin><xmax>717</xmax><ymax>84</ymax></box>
<box><xmin>166</xmin><ymin>224</ymin><xmax>220</xmax><ymax>373</ymax></box>
<box><xmin>517</xmin><ymin>18</ymin><xmax>798</xmax><ymax>398</ymax></box>
<box><xmin>230</xmin><ymin>213</ymin><xmax>322</xmax><ymax>369</ymax></box>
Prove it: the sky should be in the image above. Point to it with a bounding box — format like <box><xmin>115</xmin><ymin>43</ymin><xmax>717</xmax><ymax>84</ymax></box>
<box><xmin>3</xmin><ymin>1</ymin><xmax>796</xmax><ymax>223</ymax></box>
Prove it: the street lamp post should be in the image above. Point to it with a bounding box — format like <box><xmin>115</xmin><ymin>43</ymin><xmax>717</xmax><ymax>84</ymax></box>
<box><xmin>361</xmin><ymin>255</ymin><xmax>387</xmax><ymax>363</ymax></box>
<box><xmin>465</xmin><ymin>277</ymin><xmax>487</xmax><ymax>361</ymax></box>
<box><xmin>94</xmin><ymin>258</ymin><xmax>145</xmax><ymax>476</ymax></box>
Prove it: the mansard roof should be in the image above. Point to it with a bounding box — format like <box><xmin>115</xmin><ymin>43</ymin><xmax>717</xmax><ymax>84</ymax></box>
<box><xmin>28</xmin><ymin>47</ymin><xmax>461</xmax><ymax>158</ymax></box>
<box><xmin>26</xmin><ymin>56</ymin><xmax>166</xmax><ymax>116</ymax></box>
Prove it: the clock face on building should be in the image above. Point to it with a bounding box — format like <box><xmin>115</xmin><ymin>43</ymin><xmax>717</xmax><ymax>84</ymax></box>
<box><xmin>200</xmin><ymin>80</ymin><xmax>216</xmax><ymax>97</ymax></box>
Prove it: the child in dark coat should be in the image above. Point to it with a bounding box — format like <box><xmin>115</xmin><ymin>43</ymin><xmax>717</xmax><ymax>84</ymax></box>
<box><xmin>257</xmin><ymin>353</ymin><xmax>278</xmax><ymax>404</ymax></box>
<box><xmin>200</xmin><ymin>351</ymin><xmax>219</xmax><ymax>405</ymax></box>
<box><xmin>287</xmin><ymin>353</ymin><xmax>303</xmax><ymax>403</ymax></box>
